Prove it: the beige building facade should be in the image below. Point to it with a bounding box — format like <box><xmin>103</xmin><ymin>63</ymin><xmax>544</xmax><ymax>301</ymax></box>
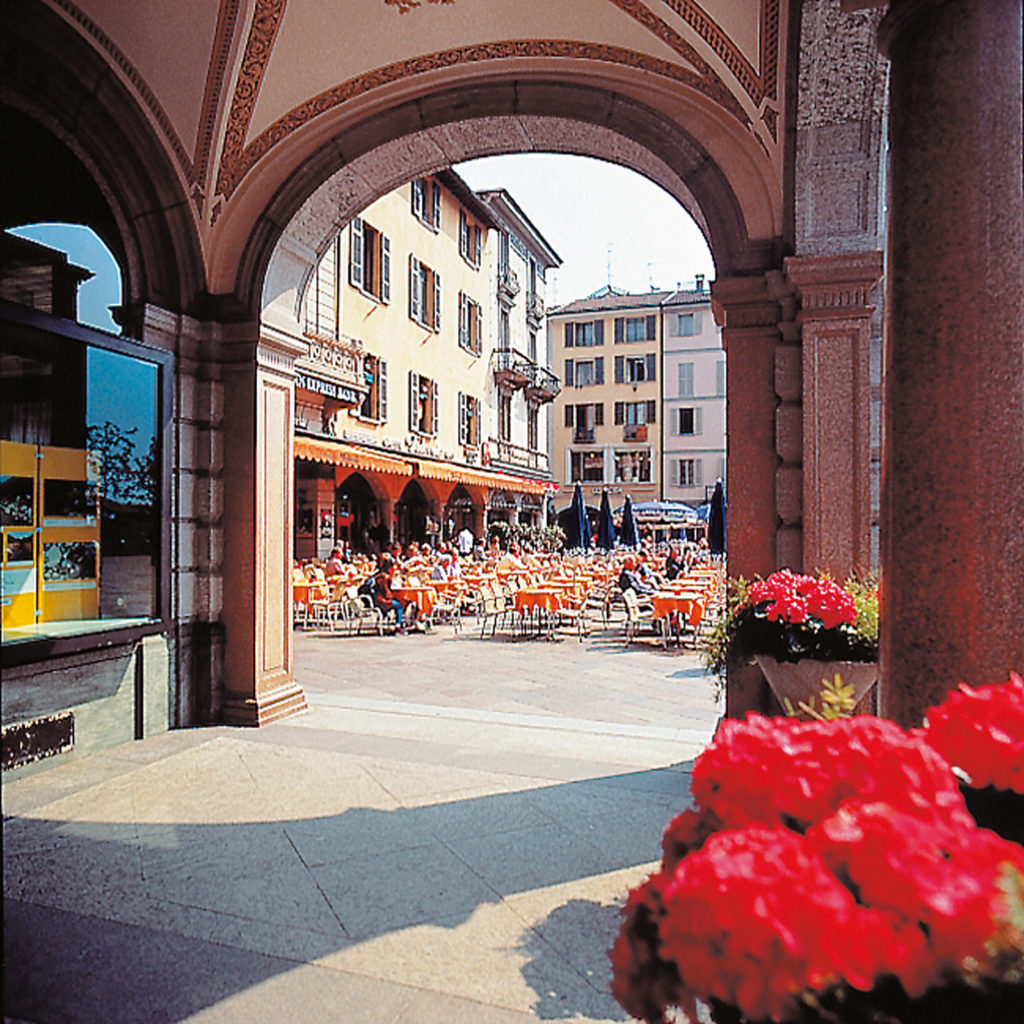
<box><xmin>549</xmin><ymin>290</ymin><xmax>668</xmax><ymax>517</ymax></box>
<box><xmin>286</xmin><ymin>170</ymin><xmax>560</xmax><ymax>559</ymax></box>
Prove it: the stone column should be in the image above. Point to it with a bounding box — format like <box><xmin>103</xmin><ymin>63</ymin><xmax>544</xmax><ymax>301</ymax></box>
<box><xmin>786</xmin><ymin>251</ymin><xmax>883</xmax><ymax>579</ymax></box>
<box><xmin>879</xmin><ymin>0</ymin><xmax>1024</xmax><ymax>725</ymax></box>
<box><xmin>220</xmin><ymin>324</ymin><xmax>308</xmax><ymax>726</ymax></box>
<box><xmin>711</xmin><ymin>275</ymin><xmax>784</xmax><ymax>579</ymax></box>
<box><xmin>712</xmin><ymin>275</ymin><xmax>785</xmax><ymax>718</ymax></box>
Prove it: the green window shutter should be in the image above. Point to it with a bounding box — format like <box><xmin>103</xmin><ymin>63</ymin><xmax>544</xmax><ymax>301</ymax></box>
<box><xmin>646</xmin><ymin>352</ymin><xmax>657</xmax><ymax>381</ymax></box>
<box><xmin>564</xmin><ymin>358</ymin><xmax>574</xmax><ymax>386</ymax></box>
<box><xmin>595</xmin><ymin>320</ymin><xmax>604</xmax><ymax>346</ymax></box>
<box><xmin>564</xmin><ymin>322</ymin><xmax>574</xmax><ymax>348</ymax></box>
<box><xmin>595</xmin><ymin>357</ymin><xmax>604</xmax><ymax>385</ymax></box>
<box><xmin>615</xmin><ymin>318</ymin><xmax>624</xmax><ymax>344</ymax></box>
<box><xmin>379</xmin><ymin>360</ymin><xmax>388</xmax><ymax>420</ymax></box>
<box><xmin>614</xmin><ymin>355</ymin><xmax>624</xmax><ymax>383</ymax></box>
<box><xmin>594</xmin><ymin>403</ymin><xmax>604</xmax><ymax>426</ymax></box>
<box><xmin>431</xmin><ymin>380</ymin><xmax>438</xmax><ymax>435</ymax></box>
<box><xmin>646</xmin><ymin>314</ymin><xmax>656</xmax><ymax>340</ymax></box>
<box><xmin>432</xmin><ymin>183</ymin><xmax>441</xmax><ymax>228</ymax></box>
<box><xmin>474</xmin><ymin>303</ymin><xmax>483</xmax><ymax>354</ymax></box>
<box><xmin>646</xmin><ymin>400</ymin><xmax>657</xmax><ymax>423</ymax></box>
<box><xmin>409</xmin><ymin>256</ymin><xmax>421</xmax><ymax>321</ymax></box>
<box><xmin>565</xmin><ymin>404</ymin><xmax>574</xmax><ymax>427</ymax></box>
<box><xmin>409</xmin><ymin>370</ymin><xmax>418</xmax><ymax>431</ymax></box>
<box><xmin>433</xmin><ymin>271</ymin><xmax>442</xmax><ymax>331</ymax></box>
<box><xmin>614</xmin><ymin>401</ymin><xmax>624</xmax><ymax>425</ymax></box>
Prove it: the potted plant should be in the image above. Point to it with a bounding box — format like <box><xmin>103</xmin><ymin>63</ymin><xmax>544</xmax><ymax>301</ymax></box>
<box><xmin>610</xmin><ymin>709</ymin><xmax>1024</xmax><ymax>1024</ymax></box>
<box><xmin>702</xmin><ymin>570</ymin><xmax>878</xmax><ymax>714</ymax></box>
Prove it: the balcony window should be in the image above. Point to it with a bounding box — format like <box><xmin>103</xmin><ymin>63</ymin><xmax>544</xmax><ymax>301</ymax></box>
<box><xmin>614</xmin><ymin>401</ymin><xmax>656</xmax><ymax>425</ymax></box>
<box><xmin>411</xmin><ymin>178</ymin><xmax>440</xmax><ymax>230</ymax></box>
<box><xmin>615</xmin><ymin>353</ymin><xmax>656</xmax><ymax>384</ymax></box>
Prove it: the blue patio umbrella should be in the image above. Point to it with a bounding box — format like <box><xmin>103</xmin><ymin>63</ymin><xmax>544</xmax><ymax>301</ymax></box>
<box><xmin>596</xmin><ymin>489</ymin><xmax>616</xmax><ymax>550</ymax></box>
<box><xmin>709</xmin><ymin>480</ymin><xmax>727</xmax><ymax>557</ymax></box>
<box><xmin>566</xmin><ymin>482</ymin><xmax>591</xmax><ymax>551</ymax></box>
<box><xmin>619</xmin><ymin>493</ymin><xmax>639</xmax><ymax>549</ymax></box>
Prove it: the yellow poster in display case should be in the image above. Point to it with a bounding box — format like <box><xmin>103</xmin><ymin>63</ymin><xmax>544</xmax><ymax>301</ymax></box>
<box><xmin>1</xmin><ymin>440</ymin><xmax>39</xmax><ymax>631</ymax></box>
<box><xmin>1</xmin><ymin>440</ymin><xmax>101</xmax><ymax>631</ymax></box>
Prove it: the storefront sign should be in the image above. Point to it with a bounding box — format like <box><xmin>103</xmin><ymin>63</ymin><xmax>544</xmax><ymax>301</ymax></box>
<box><xmin>296</xmin><ymin>373</ymin><xmax>360</xmax><ymax>405</ymax></box>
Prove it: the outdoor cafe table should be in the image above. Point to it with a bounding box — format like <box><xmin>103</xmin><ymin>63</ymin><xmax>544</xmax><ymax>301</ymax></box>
<box><xmin>391</xmin><ymin>585</ymin><xmax>437</xmax><ymax>619</ymax></box>
<box><xmin>650</xmin><ymin>590</ymin><xmax>705</xmax><ymax>646</ymax></box>
<box><xmin>512</xmin><ymin>587</ymin><xmax>564</xmax><ymax>638</ymax></box>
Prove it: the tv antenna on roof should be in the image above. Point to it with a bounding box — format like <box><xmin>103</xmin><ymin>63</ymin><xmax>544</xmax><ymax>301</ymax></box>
<box><xmin>606</xmin><ymin>244</ymin><xmax>612</xmax><ymax>288</ymax></box>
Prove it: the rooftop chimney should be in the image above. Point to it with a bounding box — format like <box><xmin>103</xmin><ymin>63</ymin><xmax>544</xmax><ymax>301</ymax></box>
<box><xmin>695</xmin><ymin>274</ymin><xmax>705</xmax><ymax>292</ymax></box>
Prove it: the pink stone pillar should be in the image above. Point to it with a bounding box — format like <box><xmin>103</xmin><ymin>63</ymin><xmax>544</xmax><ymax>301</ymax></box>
<box><xmin>220</xmin><ymin>328</ymin><xmax>307</xmax><ymax>726</ymax></box>
<box><xmin>879</xmin><ymin>0</ymin><xmax>1024</xmax><ymax>725</ymax></box>
<box><xmin>711</xmin><ymin>276</ymin><xmax>783</xmax><ymax>580</ymax></box>
<box><xmin>786</xmin><ymin>252</ymin><xmax>883</xmax><ymax>580</ymax></box>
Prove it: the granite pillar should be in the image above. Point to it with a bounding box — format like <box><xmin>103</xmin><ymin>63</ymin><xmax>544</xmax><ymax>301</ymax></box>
<box><xmin>879</xmin><ymin>0</ymin><xmax>1024</xmax><ymax>725</ymax></box>
<box><xmin>786</xmin><ymin>251</ymin><xmax>883</xmax><ymax>580</ymax></box>
<box><xmin>220</xmin><ymin>324</ymin><xmax>307</xmax><ymax>726</ymax></box>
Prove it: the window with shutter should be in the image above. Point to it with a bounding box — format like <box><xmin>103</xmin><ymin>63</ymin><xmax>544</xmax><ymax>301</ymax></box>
<box><xmin>615</xmin><ymin>355</ymin><xmax>624</xmax><ymax>383</ymax></box>
<box><xmin>409</xmin><ymin>256</ymin><xmax>421</xmax><ymax>321</ymax></box>
<box><xmin>458</xmin><ymin>392</ymin><xmax>467</xmax><ymax>444</ymax></box>
<box><xmin>349</xmin><ymin>218</ymin><xmax>364</xmax><ymax>289</ymax></box>
<box><xmin>459</xmin><ymin>210</ymin><xmax>468</xmax><ymax>255</ymax></box>
<box><xmin>474</xmin><ymin>304</ymin><xmax>482</xmax><ymax>355</ymax></box>
<box><xmin>411</xmin><ymin>179</ymin><xmax>424</xmax><ymax>220</ymax></box>
<box><xmin>646</xmin><ymin>315</ymin><xmax>656</xmax><ymax>340</ymax></box>
<box><xmin>432</xmin><ymin>271</ymin><xmax>441</xmax><ymax>330</ymax></box>
<box><xmin>379</xmin><ymin>360</ymin><xmax>387</xmax><ymax>420</ymax></box>
<box><xmin>615</xmin><ymin>318</ymin><xmax>624</xmax><ymax>344</ymax></box>
<box><xmin>565</xmin><ymin>404</ymin><xmax>574</xmax><ymax>428</ymax></box>
<box><xmin>679</xmin><ymin>362</ymin><xmax>694</xmax><ymax>397</ymax></box>
<box><xmin>564</xmin><ymin>359</ymin><xmax>574</xmax><ymax>386</ymax></box>
<box><xmin>409</xmin><ymin>370</ymin><xmax>418</xmax><ymax>431</ymax></box>
<box><xmin>431</xmin><ymin>183</ymin><xmax>440</xmax><ymax>228</ymax></box>
<box><xmin>564</xmin><ymin>323</ymin><xmax>574</xmax><ymax>348</ymax></box>
<box><xmin>380</xmin><ymin>236</ymin><xmax>390</xmax><ymax>303</ymax></box>
<box><xmin>646</xmin><ymin>400</ymin><xmax>657</xmax><ymax>423</ymax></box>
<box><xmin>595</xmin><ymin>357</ymin><xmax>604</xmax><ymax>385</ymax></box>
<box><xmin>645</xmin><ymin>352</ymin><xmax>657</xmax><ymax>381</ymax></box>
<box><xmin>474</xmin><ymin>226</ymin><xmax>481</xmax><ymax>267</ymax></box>
<box><xmin>594</xmin><ymin>321</ymin><xmax>604</xmax><ymax>346</ymax></box>
<box><xmin>430</xmin><ymin>380</ymin><xmax>438</xmax><ymax>435</ymax></box>
<box><xmin>594</xmin><ymin>403</ymin><xmax>604</xmax><ymax>426</ymax></box>
<box><xmin>614</xmin><ymin>401</ymin><xmax>624</xmax><ymax>425</ymax></box>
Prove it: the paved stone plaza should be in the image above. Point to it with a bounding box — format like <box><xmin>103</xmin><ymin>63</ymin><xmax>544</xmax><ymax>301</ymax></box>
<box><xmin>4</xmin><ymin>624</ymin><xmax>722</xmax><ymax>1023</ymax></box>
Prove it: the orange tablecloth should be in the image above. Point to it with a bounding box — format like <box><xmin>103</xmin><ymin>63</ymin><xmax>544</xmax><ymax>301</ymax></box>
<box><xmin>392</xmin><ymin>585</ymin><xmax>437</xmax><ymax>616</ymax></box>
<box><xmin>514</xmin><ymin>588</ymin><xmax>563</xmax><ymax>614</ymax></box>
<box><xmin>651</xmin><ymin>592</ymin><xmax>699</xmax><ymax>620</ymax></box>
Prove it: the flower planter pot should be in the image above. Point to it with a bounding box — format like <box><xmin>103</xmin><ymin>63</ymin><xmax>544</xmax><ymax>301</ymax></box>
<box><xmin>754</xmin><ymin>655</ymin><xmax>877</xmax><ymax>716</ymax></box>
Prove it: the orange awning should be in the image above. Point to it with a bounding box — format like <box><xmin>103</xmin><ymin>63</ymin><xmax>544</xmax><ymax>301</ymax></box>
<box><xmin>414</xmin><ymin>459</ymin><xmax>548</xmax><ymax>495</ymax></box>
<box><xmin>294</xmin><ymin>437</ymin><xmax>414</xmax><ymax>476</ymax></box>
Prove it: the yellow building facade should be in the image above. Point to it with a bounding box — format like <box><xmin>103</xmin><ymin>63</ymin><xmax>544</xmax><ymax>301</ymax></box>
<box><xmin>289</xmin><ymin>171</ymin><xmax>559</xmax><ymax>558</ymax></box>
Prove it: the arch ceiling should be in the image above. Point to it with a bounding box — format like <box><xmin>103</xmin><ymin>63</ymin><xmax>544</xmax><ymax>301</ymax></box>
<box><xmin>22</xmin><ymin>0</ymin><xmax>793</xmax><ymax>309</ymax></box>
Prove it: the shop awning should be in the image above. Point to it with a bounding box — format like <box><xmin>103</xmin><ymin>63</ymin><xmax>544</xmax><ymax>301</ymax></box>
<box><xmin>415</xmin><ymin>459</ymin><xmax>548</xmax><ymax>495</ymax></box>
<box><xmin>294</xmin><ymin>437</ymin><xmax>414</xmax><ymax>475</ymax></box>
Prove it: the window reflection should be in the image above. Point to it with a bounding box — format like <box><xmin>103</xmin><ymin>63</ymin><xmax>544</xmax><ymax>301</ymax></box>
<box><xmin>1</xmin><ymin>324</ymin><xmax>160</xmax><ymax>637</ymax></box>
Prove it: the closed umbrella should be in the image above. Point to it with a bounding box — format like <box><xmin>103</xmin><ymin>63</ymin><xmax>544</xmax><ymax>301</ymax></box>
<box><xmin>566</xmin><ymin>482</ymin><xmax>591</xmax><ymax>551</ymax></box>
<box><xmin>597</xmin><ymin>489</ymin><xmax>616</xmax><ymax>550</ymax></box>
<box><xmin>709</xmin><ymin>480</ymin><xmax>726</xmax><ymax>558</ymax></box>
<box><xmin>619</xmin><ymin>493</ymin><xmax>639</xmax><ymax>549</ymax></box>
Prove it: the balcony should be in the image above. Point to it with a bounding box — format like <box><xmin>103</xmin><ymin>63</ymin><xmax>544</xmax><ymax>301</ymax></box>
<box><xmin>623</xmin><ymin>423</ymin><xmax>649</xmax><ymax>441</ymax></box>
<box><xmin>573</xmin><ymin>427</ymin><xmax>595</xmax><ymax>444</ymax></box>
<box><xmin>492</xmin><ymin>347</ymin><xmax>533</xmax><ymax>389</ymax></box>
<box><xmin>488</xmin><ymin>436</ymin><xmax>550</xmax><ymax>475</ymax></box>
<box><xmin>525</xmin><ymin>364</ymin><xmax>561</xmax><ymax>403</ymax></box>
<box><xmin>526</xmin><ymin>291</ymin><xmax>544</xmax><ymax>327</ymax></box>
<box><xmin>497</xmin><ymin>265</ymin><xmax>520</xmax><ymax>306</ymax></box>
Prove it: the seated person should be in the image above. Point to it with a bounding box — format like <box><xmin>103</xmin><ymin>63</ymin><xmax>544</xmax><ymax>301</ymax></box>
<box><xmin>618</xmin><ymin>556</ymin><xmax>653</xmax><ymax>596</ymax></box>
<box><xmin>663</xmin><ymin>543</ymin><xmax>684</xmax><ymax>581</ymax></box>
<box><xmin>431</xmin><ymin>552</ymin><xmax>456</xmax><ymax>581</ymax></box>
<box><xmin>370</xmin><ymin>559</ymin><xmax>410</xmax><ymax>631</ymax></box>
<box><xmin>324</xmin><ymin>546</ymin><xmax>346</xmax><ymax>577</ymax></box>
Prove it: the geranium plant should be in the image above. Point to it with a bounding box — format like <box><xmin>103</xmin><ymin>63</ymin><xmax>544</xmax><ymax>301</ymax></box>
<box><xmin>611</xmin><ymin>709</ymin><xmax>1024</xmax><ymax>1024</ymax></box>
<box><xmin>702</xmin><ymin>571</ymin><xmax>878</xmax><ymax>684</ymax></box>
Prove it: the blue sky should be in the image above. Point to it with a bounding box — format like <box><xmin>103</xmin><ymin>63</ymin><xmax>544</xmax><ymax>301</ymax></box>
<box><xmin>8</xmin><ymin>154</ymin><xmax>715</xmax><ymax>325</ymax></box>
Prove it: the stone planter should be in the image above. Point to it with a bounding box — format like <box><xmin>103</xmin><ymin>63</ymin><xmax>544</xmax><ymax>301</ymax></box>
<box><xmin>754</xmin><ymin>655</ymin><xmax>877</xmax><ymax>716</ymax></box>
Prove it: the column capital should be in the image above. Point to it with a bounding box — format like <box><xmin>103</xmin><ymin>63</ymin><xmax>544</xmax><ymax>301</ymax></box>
<box><xmin>710</xmin><ymin>274</ymin><xmax>781</xmax><ymax>344</ymax></box>
<box><xmin>784</xmin><ymin>251</ymin><xmax>883</xmax><ymax>321</ymax></box>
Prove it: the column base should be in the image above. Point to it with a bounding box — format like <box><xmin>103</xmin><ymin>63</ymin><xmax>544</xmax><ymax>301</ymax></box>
<box><xmin>221</xmin><ymin>679</ymin><xmax>307</xmax><ymax>727</ymax></box>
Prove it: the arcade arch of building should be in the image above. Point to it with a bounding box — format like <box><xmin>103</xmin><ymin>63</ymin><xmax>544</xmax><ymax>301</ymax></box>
<box><xmin>1</xmin><ymin>0</ymin><xmax>1021</xmax><ymax>769</ymax></box>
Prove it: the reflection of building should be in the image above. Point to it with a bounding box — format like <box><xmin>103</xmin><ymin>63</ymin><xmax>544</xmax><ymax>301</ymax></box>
<box><xmin>661</xmin><ymin>285</ymin><xmax>726</xmax><ymax>505</ymax></box>
<box><xmin>282</xmin><ymin>170</ymin><xmax>561</xmax><ymax>557</ymax></box>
